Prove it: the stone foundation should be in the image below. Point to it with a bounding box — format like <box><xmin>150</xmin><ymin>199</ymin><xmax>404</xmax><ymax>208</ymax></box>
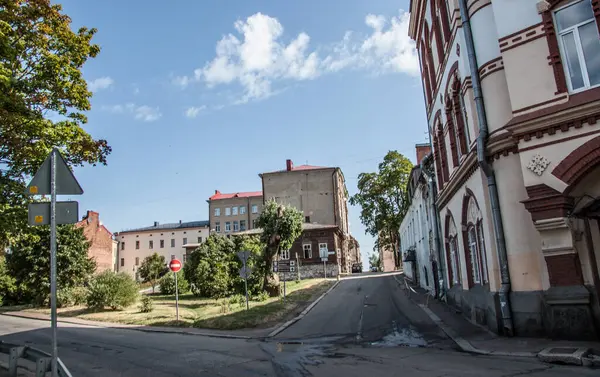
<box><xmin>279</xmin><ymin>263</ymin><xmax>339</xmax><ymax>280</ymax></box>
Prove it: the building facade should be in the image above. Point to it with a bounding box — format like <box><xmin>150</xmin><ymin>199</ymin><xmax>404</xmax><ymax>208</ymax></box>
<box><xmin>75</xmin><ymin>210</ymin><xmax>115</xmax><ymax>273</ymax></box>
<box><xmin>409</xmin><ymin>0</ymin><xmax>600</xmax><ymax>339</ymax></box>
<box><xmin>114</xmin><ymin>220</ymin><xmax>210</xmax><ymax>280</ymax></box>
<box><xmin>207</xmin><ymin>190</ymin><xmax>263</xmax><ymax>235</ymax></box>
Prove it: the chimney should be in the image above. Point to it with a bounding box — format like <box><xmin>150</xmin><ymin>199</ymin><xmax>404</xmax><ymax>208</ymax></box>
<box><xmin>286</xmin><ymin>159</ymin><xmax>293</xmax><ymax>171</ymax></box>
<box><xmin>215</xmin><ymin>190</ymin><xmax>220</xmax><ymax>195</ymax></box>
<box><xmin>154</xmin><ymin>221</ymin><xmax>159</xmax><ymax>227</ymax></box>
<box><xmin>415</xmin><ymin>144</ymin><xmax>432</xmax><ymax>165</ymax></box>
<box><xmin>179</xmin><ymin>220</ymin><xmax>182</xmax><ymax>224</ymax></box>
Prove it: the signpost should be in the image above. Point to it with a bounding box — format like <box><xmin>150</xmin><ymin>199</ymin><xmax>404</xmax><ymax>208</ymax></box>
<box><xmin>273</xmin><ymin>260</ymin><xmax>296</xmax><ymax>299</ymax></box>
<box><xmin>319</xmin><ymin>248</ymin><xmax>329</xmax><ymax>279</ymax></box>
<box><xmin>25</xmin><ymin>149</ymin><xmax>83</xmax><ymax>377</ymax></box>
<box><xmin>169</xmin><ymin>258</ymin><xmax>182</xmax><ymax>321</ymax></box>
<box><xmin>236</xmin><ymin>251</ymin><xmax>252</xmax><ymax>310</ymax></box>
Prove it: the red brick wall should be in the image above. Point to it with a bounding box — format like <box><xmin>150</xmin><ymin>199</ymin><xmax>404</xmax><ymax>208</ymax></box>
<box><xmin>416</xmin><ymin>144</ymin><xmax>432</xmax><ymax>165</ymax></box>
<box><xmin>545</xmin><ymin>253</ymin><xmax>584</xmax><ymax>286</ymax></box>
<box><xmin>289</xmin><ymin>228</ymin><xmax>339</xmax><ymax>265</ymax></box>
<box><xmin>76</xmin><ymin>211</ymin><xmax>114</xmax><ymax>272</ymax></box>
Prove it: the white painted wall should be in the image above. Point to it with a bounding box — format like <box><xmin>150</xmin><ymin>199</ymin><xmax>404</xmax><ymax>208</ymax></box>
<box><xmin>470</xmin><ymin>6</ymin><xmax>501</xmax><ymax>66</ymax></box>
<box><xmin>491</xmin><ymin>0</ymin><xmax>542</xmax><ymax>38</ymax></box>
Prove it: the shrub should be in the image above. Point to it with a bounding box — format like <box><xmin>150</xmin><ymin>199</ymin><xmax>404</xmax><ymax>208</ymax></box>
<box><xmin>219</xmin><ymin>299</ymin><xmax>231</xmax><ymax>314</ymax></box>
<box><xmin>253</xmin><ymin>291</ymin><xmax>269</xmax><ymax>302</ymax></box>
<box><xmin>138</xmin><ymin>295</ymin><xmax>153</xmax><ymax>313</ymax></box>
<box><xmin>57</xmin><ymin>286</ymin><xmax>89</xmax><ymax>307</ymax></box>
<box><xmin>86</xmin><ymin>271</ymin><xmax>139</xmax><ymax>310</ymax></box>
<box><xmin>159</xmin><ymin>272</ymin><xmax>189</xmax><ymax>295</ymax></box>
<box><xmin>229</xmin><ymin>294</ymin><xmax>245</xmax><ymax>308</ymax></box>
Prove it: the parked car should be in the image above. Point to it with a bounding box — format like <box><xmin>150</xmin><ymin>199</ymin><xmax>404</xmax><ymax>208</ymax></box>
<box><xmin>371</xmin><ymin>266</ymin><xmax>378</xmax><ymax>272</ymax></box>
<box><xmin>351</xmin><ymin>263</ymin><xmax>362</xmax><ymax>273</ymax></box>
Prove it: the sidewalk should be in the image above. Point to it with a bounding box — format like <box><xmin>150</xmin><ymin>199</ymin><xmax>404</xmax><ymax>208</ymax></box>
<box><xmin>394</xmin><ymin>275</ymin><xmax>600</xmax><ymax>365</ymax></box>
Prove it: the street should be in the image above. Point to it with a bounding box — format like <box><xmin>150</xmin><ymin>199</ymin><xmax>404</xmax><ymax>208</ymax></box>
<box><xmin>1</xmin><ymin>273</ymin><xmax>597</xmax><ymax>376</ymax></box>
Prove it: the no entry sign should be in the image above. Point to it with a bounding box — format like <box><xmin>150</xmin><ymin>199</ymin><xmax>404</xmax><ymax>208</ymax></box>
<box><xmin>169</xmin><ymin>259</ymin><xmax>182</xmax><ymax>272</ymax></box>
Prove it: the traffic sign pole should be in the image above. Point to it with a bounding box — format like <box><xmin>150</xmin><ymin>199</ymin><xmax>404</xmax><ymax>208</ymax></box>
<box><xmin>50</xmin><ymin>150</ymin><xmax>58</xmax><ymax>377</ymax></box>
<box><xmin>174</xmin><ymin>271</ymin><xmax>179</xmax><ymax>322</ymax></box>
<box><xmin>244</xmin><ymin>271</ymin><xmax>249</xmax><ymax>311</ymax></box>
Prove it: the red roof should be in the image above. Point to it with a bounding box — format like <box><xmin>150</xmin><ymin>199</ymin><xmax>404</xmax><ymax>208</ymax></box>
<box><xmin>209</xmin><ymin>190</ymin><xmax>263</xmax><ymax>201</ymax></box>
<box><xmin>262</xmin><ymin>165</ymin><xmax>330</xmax><ymax>174</ymax></box>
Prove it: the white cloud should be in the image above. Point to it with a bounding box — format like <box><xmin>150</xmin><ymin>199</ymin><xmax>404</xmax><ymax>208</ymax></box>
<box><xmin>101</xmin><ymin>103</ymin><xmax>162</xmax><ymax>122</ymax></box>
<box><xmin>179</xmin><ymin>10</ymin><xmax>417</xmax><ymax>103</ymax></box>
<box><xmin>185</xmin><ymin>106</ymin><xmax>206</xmax><ymax>118</ymax></box>
<box><xmin>173</xmin><ymin>75</ymin><xmax>191</xmax><ymax>89</ymax></box>
<box><xmin>88</xmin><ymin>77</ymin><xmax>114</xmax><ymax>92</ymax></box>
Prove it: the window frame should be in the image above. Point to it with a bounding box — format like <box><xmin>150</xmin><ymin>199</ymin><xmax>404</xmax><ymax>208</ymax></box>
<box><xmin>160</xmin><ymin>239</ymin><xmax>164</xmax><ymax>248</ymax></box>
<box><xmin>240</xmin><ymin>220</ymin><xmax>246</xmax><ymax>231</ymax></box>
<box><xmin>280</xmin><ymin>249</ymin><xmax>290</xmax><ymax>260</ymax></box>
<box><xmin>467</xmin><ymin>225</ymin><xmax>482</xmax><ymax>284</ymax></box>
<box><xmin>449</xmin><ymin>236</ymin><xmax>460</xmax><ymax>285</ymax></box>
<box><xmin>214</xmin><ymin>208</ymin><xmax>220</xmax><ymax>217</ymax></box>
<box><xmin>303</xmin><ymin>243</ymin><xmax>312</xmax><ymax>259</ymax></box>
<box><xmin>135</xmin><ymin>240</ymin><xmax>140</xmax><ymax>250</ymax></box>
<box><xmin>233</xmin><ymin>221</ymin><xmax>239</xmax><ymax>232</ymax></box>
<box><xmin>135</xmin><ymin>257</ymin><xmax>139</xmax><ymax>266</ymax></box>
<box><xmin>171</xmin><ymin>239</ymin><xmax>175</xmax><ymax>248</ymax></box>
<box><xmin>225</xmin><ymin>207</ymin><xmax>231</xmax><ymax>216</ymax></box>
<box><xmin>225</xmin><ymin>222</ymin><xmax>231</xmax><ymax>232</ymax></box>
<box><xmin>215</xmin><ymin>222</ymin><xmax>221</xmax><ymax>232</ymax></box>
<box><xmin>554</xmin><ymin>0</ymin><xmax>600</xmax><ymax>93</ymax></box>
<box><xmin>232</xmin><ymin>206</ymin><xmax>238</xmax><ymax>216</ymax></box>
<box><xmin>149</xmin><ymin>240</ymin><xmax>153</xmax><ymax>249</ymax></box>
<box><xmin>251</xmin><ymin>205</ymin><xmax>258</xmax><ymax>214</ymax></box>
<box><xmin>240</xmin><ymin>206</ymin><xmax>246</xmax><ymax>214</ymax></box>
<box><xmin>120</xmin><ymin>258</ymin><xmax>124</xmax><ymax>267</ymax></box>
<box><xmin>183</xmin><ymin>237</ymin><xmax>187</xmax><ymax>245</ymax></box>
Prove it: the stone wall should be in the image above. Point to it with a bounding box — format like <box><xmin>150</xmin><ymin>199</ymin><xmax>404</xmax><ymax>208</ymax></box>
<box><xmin>279</xmin><ymin>263</ymin><xmax>339</xmax><ymax>280</ymax></box>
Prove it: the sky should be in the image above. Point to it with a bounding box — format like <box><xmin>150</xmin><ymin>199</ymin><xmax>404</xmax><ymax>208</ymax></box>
<box><xmin>58</xmin><ymin>0</ymin><xmax>429</xmax><ymax>268</ymax></box>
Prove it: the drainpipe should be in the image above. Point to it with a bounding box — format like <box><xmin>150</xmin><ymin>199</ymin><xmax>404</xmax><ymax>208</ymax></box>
<box><xmin>421</xmin><ymin>156</ymin><xmax>445</xmax><ymax>299</ymax></box>
<box><xmin>458</xmin><ymin>0</ymin><xmax>514</xmax><ymax>336</ymax></box>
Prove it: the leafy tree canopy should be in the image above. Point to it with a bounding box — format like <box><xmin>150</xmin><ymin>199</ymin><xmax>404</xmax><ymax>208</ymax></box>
<box><xmin>184</xmin><ymin>234</ymin><xmax>235</xmax><ymax>299</ymax></box>
<box><xmin>369</xmin><ymin>253</ymin><xmax>381</xmax><ymax>271</ymax></box>
<box><xmin>138</xmin><ymin>253</ymin><xmax>166</xmax><ymax>293</ymax></box>
<box><xmin>349</xmin><ymin>151</ymin><xmax>413</xmax><ymax>266</ymax></box>
<box><xmin>6</xmin><ymin>224</ymin><xmax>96</xmax><ymax>305</ymax></box>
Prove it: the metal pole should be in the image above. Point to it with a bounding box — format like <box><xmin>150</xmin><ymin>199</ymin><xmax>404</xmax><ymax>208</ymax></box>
<box><xmin>244</xmin><ymin>270</ymin><xmax>249</xmax><ymax>310</ymax></box>
<box><xmin>174</xmin><ymin>272</ymin><xmax>179</xmax><ymax>321</ymax></box>
<box><xmin>50</xmin><ymin>150</ymin><xmax>58</xmax><ymax>377</ymax></box>
<box><xmin>283</xmin><ymin>277</ymin><xmax>286</xmax><ymax>300</ymax></box>
<box><xmin>323</xmin><ymin>260</ymin><xmax>326</xmax><ymax>279</ymax></box>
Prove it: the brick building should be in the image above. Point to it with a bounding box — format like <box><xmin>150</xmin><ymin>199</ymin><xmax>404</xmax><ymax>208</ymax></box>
<box><xmin>207</xmin><ymin>190</ymin><xmax>263</xmax><ymax>235</ymax></box>
<box><xmin>76</xmin><ymin>210</ymin><xmax>115</xmax><ymax>273</ymax></box>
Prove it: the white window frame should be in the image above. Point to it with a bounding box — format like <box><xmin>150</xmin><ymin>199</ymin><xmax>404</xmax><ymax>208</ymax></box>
<box><xmin>225</xmin><ymin>207</ymin><xmax>231</xmax><ymax>216</ymax></box>
<box><xmin>240</xmin><ymin>220</ymin><xmax>246</xmax><ymax>231</ymax></box>
<box><xmin>251</xmin><ymin>205</ymin><xmax>258</xmax><ymax>214</ymax></box>
<box><xmin>319</xmin><ymin>243</ymin><xmax>328</xmax><ymax>258</ymax></box>
<box><xmin>449</xmin><ymin>236</ymin><xmax>460</xmax><ymax>285</ymax></box>
<box><xmin>554</xmin><ymin>0</ymin><xmax>600</xmax><ymax>93</ymax></box>
<box><xmin>233</xmin><ymin>221</ymin><xmax>239</xmax><ymax>231</ymax></box>
<box><xmin>240</xmin><ymin>206</ymin><xmax>246</xmax><ymax>214</ymax></box>
<box><xmin>183</xmin><ymin>237</ymin><xmax>187</xmax><ymax>245</ymax></box>
<box><xmin>171</xmin><ymin>239</ymin><xmax>175</xmax><ymax>248</ymax></box>
<box><xmin>303</xmin><ymin>243</ymin><xmax>312</xmax><ymax>259</ymax></box>
<box><xmin>214</xmin><ymin>208</ymin><xmax>220</xmax><ymax>217</ymax></box>
<box><xmin>149</xmin><ymin>240</ymin><xmax>153</xmax><ymax>249</ymax></box>
<box><xmin>215</xmin><ymin>222</ymin><xmax>221</xmax><ymax>232</ymax></box>
<box><xmin>232</xmin><ymin>207</ymin><xmax>238</xmax><ymax>216</ymax></box>
<box><xmin>467</xmin><ymin>226</ymin><xmax>482</xmax><ymax>284</ymax></box>
<box><xmin>280</xmin><ymin>249</ymin><xmax>290</xmax><ymax>260</ymax></box>
<box><xmin>476</xmin><ymin>222</ymin><xmax>489</xmax><ymax>284</ymax></box>
<box><xmin>225</xmin><ymin>222</ymin><xmax>231</xmax><ymax>232</ymax></box>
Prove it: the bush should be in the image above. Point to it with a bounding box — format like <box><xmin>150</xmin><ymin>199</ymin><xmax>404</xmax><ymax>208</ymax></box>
<box><xmin>253</xmin><ymin>291</ymin><xmax>269</xmax><ymax>302</ymax></box>
<box><xmin>86</xmin><ymin>271</ymin><xmax>139</xmax><ymax>310</ymax></box>
<box><xmin>219</xmin><ymin>299</ymin><xmax>231</xmax><ymax>314</ymax></box>
<box><xmin>229</xmin><ymin>294</ymin><xmax>245</xmax><ymax>308</ymax></box>
<box><xmin>159</xmin><ymin>272</ymin><xmax>189</xmax><ymax>295</ymax></box>
<box><xmin>138</xmin><ymin>295</ymin><xmax>153</xmax><ymax>313</ymax></box>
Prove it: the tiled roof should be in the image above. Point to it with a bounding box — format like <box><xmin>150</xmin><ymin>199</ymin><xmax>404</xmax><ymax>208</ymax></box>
<box><xmin>261</xmin><ymin>165</ymin><xmax>331</xmax><ymax>175</ymax></box>
<box><xmin>209</xmin><ymin>191</ymin><xmax>263</xmax><ymax>201</ymax></box>
<box><xmin>116</xmin><ymin>220</ymin><xmax>210</xmax><ymax>234</ymax></box>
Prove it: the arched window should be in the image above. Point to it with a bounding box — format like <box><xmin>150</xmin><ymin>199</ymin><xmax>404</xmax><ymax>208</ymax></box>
<box><xmin>423</xmin><ymin>22</ymin><xmax>436</xmax><ymax>89</ymax></box>
<box><xmin>445</xmin><ymin>213</ymin><xmax>461</xmax><ymax>286</ymax></box>
<box><xmin>446</xmin><ymin>72</ymin><xmax>469</xmax><ymax>161</ymax></box>
<box><xmin>463</xmin><ymin>194</ymin><xmax>489</xmax><ymax>286</ymax></box>
<box><xmin>437</xmin><ymin>0</ymin><xmax>451</xmax><ymax>43</ymax></box>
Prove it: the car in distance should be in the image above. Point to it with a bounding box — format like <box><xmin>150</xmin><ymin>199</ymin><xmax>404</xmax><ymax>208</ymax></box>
<box><xmin>352</xmin><ymin>263</ymin><xmax>362</xmax><ymax>273</ymax></box>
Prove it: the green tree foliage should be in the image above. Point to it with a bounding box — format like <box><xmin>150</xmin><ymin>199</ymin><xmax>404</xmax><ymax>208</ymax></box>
<box><xmin>184</xmin><ymin>234</ymin><xmax>234</xmax><ymax>299</ymax></box>
<box><xmin>350</xmin><ymin>151</ymin><xmax>413</xmax><ymax>267</ymax></box>
<box><xmin>6</xmin><ymin>225</ymin><xmax>96</xmax><ymax>305</ymax></box>
<box><xmin>138</xmin><ymin>253</ymin><xmax>166</xmax><ymax>293</ymax></box>
<box><xmin>86</xmin><ymin>271</ymin><xmax>139</xmax><ymax>310</ymax></box>
<box><xmin>0</xmin><ymin>255</ymin><xmax>15</xmax><ymax>305</ymax></box>
<box><xmin>231</xmin><ymin>235</ymin><xmax>266</xmax><ymax>296</ymax></box>
<box><xmin>369</xmin><ymin>253</ymin><xmax>381</xmax><ymax>271</ymax></box>
<box><xmin>0</xmin><ymin>0</ymin><xmax>111</xmax><ymax>249</ymax></box>
<box><xmin>256</xmin><ymin>200</ymin><xmax>303</xmax><ymax>295</ymax></box>
<box><xmin>159</xmin><ymin>271</ymin><xmax>189</xmax><ymax>295</ymax></box>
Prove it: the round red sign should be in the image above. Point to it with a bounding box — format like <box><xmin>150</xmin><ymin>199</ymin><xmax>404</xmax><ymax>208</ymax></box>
<box><xmin>169</xmin><ymin>259</ymin><xmax>182</xmax><ymax>272</ymax></box>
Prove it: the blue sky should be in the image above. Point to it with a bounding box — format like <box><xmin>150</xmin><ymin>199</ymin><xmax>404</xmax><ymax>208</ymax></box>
<box><xmin>59</xmin><ymin>0</ymin><xmax>428</xmax><ymax>268</ymax></box>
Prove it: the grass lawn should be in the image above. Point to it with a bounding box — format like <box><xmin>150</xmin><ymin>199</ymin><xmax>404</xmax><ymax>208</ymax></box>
<box><xmin>18</xmin><ymin>278</ymin><xmax>334</xmax><ymax>330</ymax></box>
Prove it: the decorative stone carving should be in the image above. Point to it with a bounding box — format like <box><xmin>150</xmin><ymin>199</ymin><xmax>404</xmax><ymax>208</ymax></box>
<box><xmin>466</xmin><ymin>196</ymin><xmax>482</xmax><ymax>225</ymax></box>
<box><xmin>536</xmin><ymin>0</ymin><xmax>551</xmax><ymax>13</ymax></box>
<box><xmin>527</xmin><ymin>154</ymin><xmax>551</xmax><ymax>176</ymax></box>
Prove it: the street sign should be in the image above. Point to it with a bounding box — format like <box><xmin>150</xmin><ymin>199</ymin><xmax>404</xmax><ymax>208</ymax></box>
<box><xmin>25</xmin><ymin>149</ymin><xmax>83</xmax><ymax>195</ymax></box>
<box><xmin>275</xmin><ymin>260</ymin><xmax>294</xmax><ymax>272</ymax></box>
<box><xmin>169</xmin><ymin>259</ymin><xmax>182</xmax><ymax>272</ymax></box>
<box><xmin>237</xmin><ymin>250</ymin><xmax>252</xmax><ymax>310</ymax></box>
<box><xmin>239</xmin><ymin>265</ymin><xmax>253</xmax><ymax>279</ymax></box>
<box><xmin>236</xmin><ymin>250</ymin><xmax>251</xmax><ymax>263</ymax></box>
<box><xmin>319</xmin><ymin>248</ymin><xmax>328</xmax><ymax>259</ymax></box>
<box><xmin>28</xmin><ymin>201</ymin><xmax>78</xmax><ymax>225</ymax></box>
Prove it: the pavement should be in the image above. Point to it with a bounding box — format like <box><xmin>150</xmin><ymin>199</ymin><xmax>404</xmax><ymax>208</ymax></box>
<box><xmin>1</xmin><ymin>272</ymin><xmax>599</xmax><ymax>376</ymax></box>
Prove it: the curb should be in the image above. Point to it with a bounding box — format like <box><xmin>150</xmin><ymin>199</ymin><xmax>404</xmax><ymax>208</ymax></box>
<box><xmin>391</xmin><ymin>275</ymin><xmax>537</xmax><ymax>358</ymax></box>
<box><xmin>267</xmin><ymin>280</ymin><xmax>340</xmax><ymax>338</ymax></box>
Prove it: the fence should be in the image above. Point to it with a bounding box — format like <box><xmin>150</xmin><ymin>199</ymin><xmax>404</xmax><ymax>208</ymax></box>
<box><xmin>0</xmin><ymin>341</ymin><xmax>72</xmax><ymax>377</ymax></box>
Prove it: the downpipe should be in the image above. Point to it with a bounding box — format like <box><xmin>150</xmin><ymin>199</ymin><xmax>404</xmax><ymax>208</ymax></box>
<box><xmin>458</xmin><ymin>0</ymin><xmax>514</xmax><ymax>336</ymax></box>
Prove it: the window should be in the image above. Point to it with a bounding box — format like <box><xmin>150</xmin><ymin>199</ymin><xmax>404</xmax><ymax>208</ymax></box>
<box><xmin>197</xmin><ymin>236</ymin><xmax>203</xmax><ymax>243</ymax></box>
<box><xmin>135</xmin><ymin>241</ymin><xmax>140</xmax><ymax>249</ymax></box>
<box><xmin>171</xmin><ymin>239</ymin><xmax>175</xmax><ymax>247</ymax></box>
<box><xmin>240</xmin><ymin>220</ymin><xmax>246</xmax><ymax>231</ymax></box>
<box><xmin>252</xmin><ymin>219</ymin><xmax>258</xmax><ymax>229</ymax></box>
<box><xmin>303</xmin><ymin>243</ymin><xmax>312</xmax><ymax>259</ymax></box>
<box><xmin>160</xmin><ymin>240</ymin><xmax>164</xmax><ymax>248</ymax></box>
<box><xmin>149</xmin><ymin>240</ymin><xmax>153</xmax><ymax>249</ymax></box>
<box><xmin>183</xmin><ymin>254</ymin><xmax>187</xmax><ymax>263</ymax></box>
<box><xmin>280</xmin><ymin>249</ymin><xmax>290</xmax><ymax>260</ymax></box>
<box><xmin>467</xmin><ymin>226</ymin><xmax>482</xmax><ymax>284</ymax></box>
<box><xmin>555</xmin><ymin>0</ymin><xmax>600</xmax><ymax>91</ymax></box>
<box><xmin>240</xmin><ymin>206</ymin><xmax>246</xmax><ymax>214</ymax></box>
<box><xmin>305</xmin><ymin>216</ymin><xmax>311</xmax><ymax>223</ymax></box>
<box><xmin>120</xmin><ymin>258</ymin><xmax>124</xmax><ymax>267</ymax></box>
<box><xmin>476</xmin><ymin>222</ymin><xmax>489</xmax><ymax>284</ymax></box>
<box><xmin>449</xmin><ymin>237</ymin><xmax>460</xmax><ymax>285</ymax></box>
<box><xmin>251</xmin><ymin>205</ymin><xmax>258</xmax><ymax>214</ymax></box>
<box><xmin>215</xmin><ymin>222</ymin><xmax>221</xmax><ymax>232</ymax></box>
<box><xmin>319</xmin><ymin>243</ymin><xmax>328</xmax><ymax>258</ymax></box>
<box><xmin>135</xmin><ymin>257</ymin><xmax>139</xmax><ymax>266</ymax></box>
<box><xmin>232</xmin><ymin>206</ymin><xmax>238</xmax><ymax>215</ymax></box>
<box><xmin>121</xmin><ymin>242</ymin><xmax>125</xmax><ymax>250</ymax></box>
<box><xmin>225</xmin><ymin>207</ymin><xmax>231</xmax><ymax>216</ymax></box>
<box><xmin>233</xmin><ymin>221</ymin><xmax>239</xmax><ymax>231</ymax></box>
<box><xmin>171</xmin><ymin>254</ymin><xmax>175</xmax><ymax>260</ymax></box>
<box><xmin>183</xmin><ymin>237</ymin><xmax>187</xmax><ymax>245</ymax></box>
<box><xmin>225</xmin><ymin>222</ymin><xmax>231</xmax><ymax>232</ymax></box>
<box><xmin>214</xmin><ymin>208</ymin><xmax>221</xmax><ymax>216</ymax></box>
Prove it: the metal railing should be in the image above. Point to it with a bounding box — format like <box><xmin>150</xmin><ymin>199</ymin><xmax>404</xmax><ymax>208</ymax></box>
<box><xmin>0</xmin><ymin>341</ymin><xmax>72</xmax><ymax>377</ymax></box>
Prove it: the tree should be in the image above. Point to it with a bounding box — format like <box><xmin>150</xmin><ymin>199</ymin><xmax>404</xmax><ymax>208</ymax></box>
<box><xmin>256</xmin><ymin>200</ymin><xmax>303</xmax><ymax>296</ymax></box>
<box><xmin>350</xmin><ymin>151</ymin><xmax>413</xmax><ymax>268</ymax></box>
<box><xmin>0</xmin><ymin>0</ymin><xmax>111</xmax><ymax>249</ymax></box>
<box><xmin>138</xmin><ymin>253</ymin><xmax>166</xmax><ymax>293</ymax></box>
<box><xmin>6</xmin><ymin>224</ymin><xmax>96</xmax><ymax>305</ymax></box>
<box><xmin>86</xmin><ymin>271</ymin><xmax>139</xmax><ymax>310</ymax></box>
<box><xmin>184</xmin><ymin>234</ymin><xmax>234</xmax><ymax>299</ymax></box>
<box><xmin>369</xmin><ymin>253</ymin><xmax>381</xmax><ymax>272</ymax></box>
<box><xmin>231</xmin><ymin>235</ymin><xmax>266</xmax><ymax>296</ymax></box>
<box><xmin>0</xmin><ymin>255</ymin><xmax>15</xmax><ymax>305</ymax></box>
<box><xmin>159</xmin><ymin>271</ymin><xmax>189</xmax><ymax>295</ymax></box>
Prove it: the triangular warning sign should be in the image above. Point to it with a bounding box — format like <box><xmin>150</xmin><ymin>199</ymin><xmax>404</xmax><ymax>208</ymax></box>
<box><xmin>25</xmin><ymin>149</ymin><xmax>84</xmax><ymax>195</ymax></box>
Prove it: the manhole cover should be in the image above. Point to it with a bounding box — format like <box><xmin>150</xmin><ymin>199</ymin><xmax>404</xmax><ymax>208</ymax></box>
<box><xmin>547</xmin><ymin>347</ymin><xmax>579</xmax><ymax>354</ymax></box>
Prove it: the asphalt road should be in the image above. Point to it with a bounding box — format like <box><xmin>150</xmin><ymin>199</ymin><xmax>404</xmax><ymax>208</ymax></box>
<box><xmin>1</xmin><ymin>273</ymin><xmax>597</xmax><ymax>376</ymax></box>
